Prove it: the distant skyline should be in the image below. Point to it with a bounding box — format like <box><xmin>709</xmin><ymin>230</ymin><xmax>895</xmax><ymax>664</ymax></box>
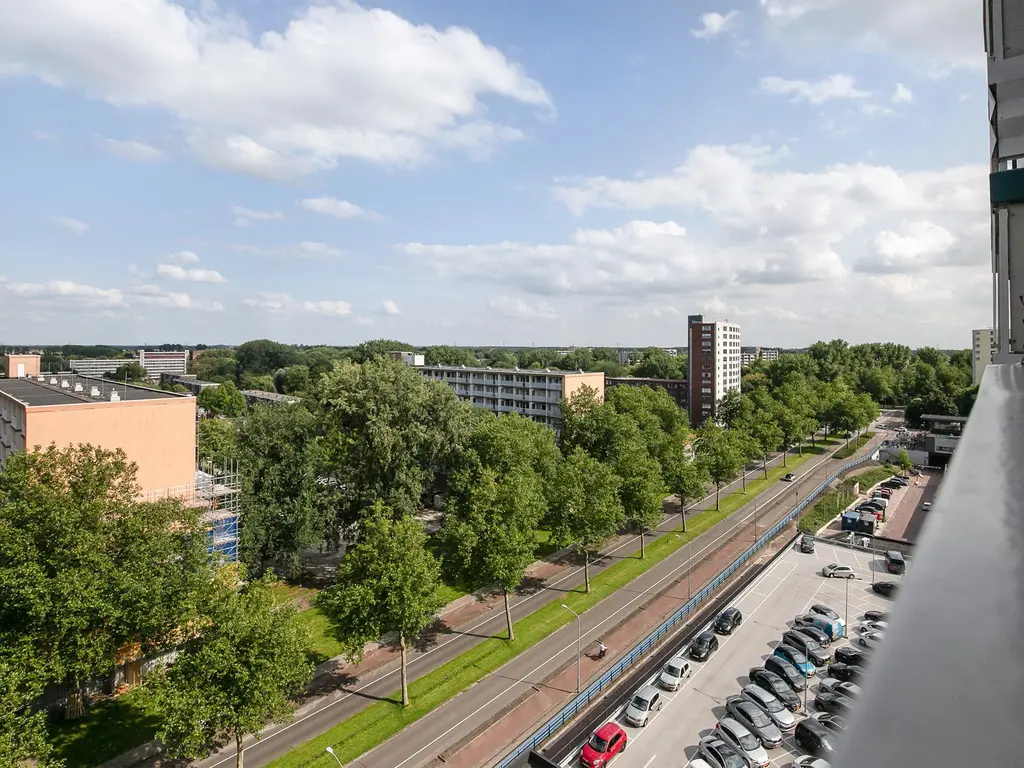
<box><xmin>0</xmin><ymin>0</ymin><xmax>988</xmax><ymax>348</ymax></box>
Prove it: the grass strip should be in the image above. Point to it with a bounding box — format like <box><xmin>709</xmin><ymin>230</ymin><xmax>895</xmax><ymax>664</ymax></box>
<box><xmin>832</xmin><ymin>431</ymin><xmax>876</xmax><ymax>459</ymax></box>
<box><xmin>798</xmin><ymin>463</ymin><xmax>895</xmax><ymax>534</ymax></box>
<box><xmin>268</xmin><ymin>436</ymin><xmax>843</xmax><ymax>767</ymax></box>
<box><xmin>47</xmin><ymin>687</ymin><xmax>160</xmax><ymax>768</ymax></box>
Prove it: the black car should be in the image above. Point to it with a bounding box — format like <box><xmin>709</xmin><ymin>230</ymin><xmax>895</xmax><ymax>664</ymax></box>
<box><xmin>794</xmin><ymin>718</ymin><xmax>838</xmax><ymax>756</ymax></box>
<box><xmin>790</xmin><ymin>622</ymin><xmax>832</xmax><ymax>647</ymax></box>
<box><xmin>873</xmin><ymin>581</ymin><xmax>900</xmax><ymax>597</ymax></box>
<box><xmin>782</xmin><ymin>473</ymin><xmax>796</xmax><ymax>482</ymax></box>
<box><xmin>764</xmin><ymin>656</ymin><xmax>807</xmax><ymax>692</ymax></box>
<box><xmin>809</xmin><ymin>604</ymin><xmax>841</xmax><ymax>622</ymax></box>
<box><xmin>747</xmin><ymin>668</ymin><xmax>802</xmax><ymax>712</ymax></box>
<box><xmin>863</xmin><ymin>610</ymin><xmax>888</xmax><ymax>622</ymax></box>
<box><xmin>781</xmin><ymin>630</ymin><xmax>831</xmax><ymax>667</ymax></box>
<box><xmin>833</xmin><ymin>646</ymin><xmax>870</xmax><ymax>667</ymax></box>
<box><xmin>814</xmin><ymin>692</ymin><xmax>855</xmax><ymax>716</ymax></box>
<box><xmin>811</xmin><ymin>711</ymin><xmax>847</xmax><ymax>734</ymax></box>
<box><xmin>690</xmin><ymin>630</ymin><xmax>720</xmax><ymax>660</ymax></box>
<box><xmin>714</xmin><ymin>607</ymin><xmax>743</xmax><ymax>635</ymax></box>
<box><xmin>799</xmin><ymin>536</ymin><xmax>815</xmax><ymax>554</ymax></box>
<box><xmin>827</xmin><ymin>661</ymin><xmax>862</xmax><ymax>683</ymax></box>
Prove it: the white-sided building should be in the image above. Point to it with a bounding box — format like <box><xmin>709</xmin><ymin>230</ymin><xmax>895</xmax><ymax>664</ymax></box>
<box><xmin>972</xmin><ymin>328</ymin><xmax>996</xmax><ymax>385</ymax></box>
<box><xmin>687</xmin><ymin>315</ymin><xmax>741</xmax><ymax>426</ymax></box>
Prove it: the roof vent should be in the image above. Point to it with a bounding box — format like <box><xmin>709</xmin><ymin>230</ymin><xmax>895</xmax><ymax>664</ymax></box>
<box><xmin>74</xmin><ymin>383</ymin><xmax>84</xmax><ymax>392</ymax></box>
<box><xmin>49</xmin><ymin>377</ymin><xmax>58</xmax><ymax>385</ymax></box>
<box><xmin>60</xmin><ymin>379</ymin><xmax>70</xmax><ymax>388</ymax></box>
<box><xmin>110</xmin><ymin>391</ymin><xmax>120</xmax><ymax>402</ymax></box>
<box><xmin>90</xmin><ymin>386</ymin><xmax>101</xmax><ymax>398</ymax></box>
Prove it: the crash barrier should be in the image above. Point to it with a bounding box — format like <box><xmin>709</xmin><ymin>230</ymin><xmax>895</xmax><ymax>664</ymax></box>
<box><xmin>493</xmin><ymin>453</ymin><xmax>873</xmax><ymax>768</ymax></box>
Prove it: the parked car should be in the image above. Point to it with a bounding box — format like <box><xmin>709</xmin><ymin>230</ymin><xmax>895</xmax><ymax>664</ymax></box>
<box><xmin>657</xmin><ymin>655</ymin><xmax>692</xmax><ymax>691</ymax></box>
<box><xmin>859</xmin><ymin>620</ymin><xmax>889</xmax><ymax>633</ymax></box>
<box><xmin>810</xmin><ymin>604</ymin><xmax>841</xmax><ymax>622</ymax></box>
<box><xmin>885</xmin><ymin>550</ymin><xmax>906</xmax><ymax>574</ymax></box>
<box><xmin>740</xmin><ymin>684</ymin><xmax>797</xmax><ymax>731</ymax></box>
<box><xmin>696</xmin><ymin>737</ymin><xmax>748</xmax><ymax>768</ymax></box>
<box><xmin>781</xmin><ymin>630</ymin><xmax>831</xmax><ymax>667</ymax></box>
<box><xmin>792</xmin><ymin>623</ymin><xmax>832</xmax><ymax>647</ymax></box>
<box><xmin>800</xmin><ymin>536</ymin><xmax>816</xmax><ymax>554</ymax></box>
<box><xmin>774</xmin><ymin>644</ymin><xmax>816</xmax><ymax>677</ymax></box>
<box><xmin>859</xmin><ymin>630</ymin><xmax>885</xmax><ymax>650</ymax></box>
<box><xmin>748</xmin><ymin>668</ymin><xmax>802</xmax><ymax>711</ymax></box>
<box><xmin>922</xmin><ymin>501</ymin><xmax>933</xmax><ymax>511</ymax></box>
<box><xmin>794</xmin><ymin>718</ymin><xmax>838</xmax><ymax>756</ymax></box>
<box><xmin>833</xmin><ymin>646</ymin><xmax>870</xmax><ymax>667</ymax></box>
<box><xmin>793</xmin><ymin>613</ymin><xmax>843</xmax><ymax>642</ymax></box>
<box><xmin>623</xmin><ymin>685</ymin><xmax>663</xmax><ymax>727</ymax></box>
<box><xmin>714</xmin><ymin>717</ymin><xmax>771</xmax><ymax>768</ymax></box>
<box><xmin>821</xmin><ymin>563</ymin><xmax>857</xmax><ymax>579</ymax></box>
<box><xmin>791</xmin><ymin>758</ymin><xmax>832</xmax><ymax>768</ymax></box>
<box><xmin>863</xmin><ymin>609</ymin><xmax>888</xmax><ymax>622</ymax></box>
<box><xmin>873</xmin><ymin>488</ymin><xmax>893</xmax><ymax>498</ymax></box>
<box><xmin>817</xmin><ymin>678</ymin><xmax>863</xmax><ymax>698</ymax></box>
<box><xmin>690</xmin><ymin>630</ymin><xmax>720</xmax><ymax>660</ymax></box>
<box><xmin>782</xmin><ymin>473</ymin><xmax>796</xmax><ymax>482</ymax></box>
<box><xmin>764</xmin><ymin>655</ymin><xmax>808</xmax><ymax>691</ymax></box>
<box><xmin>872</xmin><ymin>581</ymin><xmax>900</xmax><ymax>597</ymax></box>
<box><xmin>826</xmin><ymin>662</ymin><xmax>862</xmax><ymax>683</ymax></box>
<box><xmin>810</xmin><ymin>711</ymin><xmax>847</xmax><ymax>734</ymax></box>
<box><xmin>688</xmin><ymin>761</ymin><xmax>715</xmax><ymax>768</ymax></box>
<box><xmin>814</xmin><ymin>692</ymin><xmax>855</xmax><ymax>717</ymax></box>
<box><xmin>725</xmin><ymin>696</ymin><xmax>783</xmax><ymax>749</ymax></box>
<box><xmin>580</xmin><ymin>722</ymin><xmax>627</xmax><ymax>767</ymax></box>
<box><xmin>714</xmin><ymin>607</ymin><xmax>743</xmax><ymax>635</ymax></box>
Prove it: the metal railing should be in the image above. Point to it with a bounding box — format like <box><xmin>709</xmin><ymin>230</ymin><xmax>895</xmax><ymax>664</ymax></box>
<box><xmin>494</xmin><ymin>452</ymin><xmax>875</xmax><ymax>767</ymax></box>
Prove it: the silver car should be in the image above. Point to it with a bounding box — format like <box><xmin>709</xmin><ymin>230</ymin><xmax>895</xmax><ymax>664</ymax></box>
<box><xmin>740</xmin><ymin>684</ymin><xmax>796</xmax><ymax>731</ymax></box>
<box><xmin>714</xmin><ymin>717</ymin><xmax>771</xmax><ymax>767</ymax></box>
<box><xmin>725</xmin><ymin>696</ymin><xmax>783</xmax><ymax>749</ymax></box>
<box><xmin>697</xmin><ymin>737</ymin><xmax>747</xmax><ymax>768</ymax></box>
<box><xmin>658</xmin><ymin>655</ymin><xmax>692</xmax><ymax>691</ymax></box>
<box><xmin>791</xmin><ymin>758</ymin><xmax>832</xmax><ymax>768</ymax></box>
<box><xmin>859</xmin><ymin>630</ymin><xmax>885</xmax><ymax>649</ymax></box>
<box><xmin>623</xmin><ymin>684</ymin><xmax>662</xmax><ymax>727</ymax></box>
<box><xmin>817</xmin><ymin>678</ymin><xmax>863</xmax><ymax>698</ymax></box>
<box><xmin>859</xmin><ymin>620</ymin><xmax>889</xmax><ymax>633</ymax></box>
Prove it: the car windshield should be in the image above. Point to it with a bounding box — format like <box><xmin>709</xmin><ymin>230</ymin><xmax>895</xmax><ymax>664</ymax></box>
<box><xmin>665</xmin><ymin>663</ymin><xmax>683</xmax><ymax>677</ymax></box>
<box><xmin>736</xmin><ymin>731</ymin><xmax>759</xmax><ymax>750</ymax></box>
<box><xmin>759</xmin><ymin>694</ymin><xmax>782</xmax><ymax>712</ymax></box>
<box><xmin>722</xmin><ymin>750</ymin><xmax>746</xmax><ymax>768</ymax></box>
<box><xmin>631</xmin><ymin>695</ymin><xmax>650</xmax><ymax>711</ymax></box>
<box><xmin>745</xmin><ymin>707</ymin><xmax>770</xmax><ymax>727</ymax></box>
<box><xmin>587</xmin><ymin>735</ymin><xmax>609</xmax><ymax>753</ymax></box>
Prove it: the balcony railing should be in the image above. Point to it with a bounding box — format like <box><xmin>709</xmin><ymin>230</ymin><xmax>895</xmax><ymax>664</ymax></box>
<box><xmin>830</xmin><ymin>362</ymin><xmax>1024</xmax><ymax>767</ymax></box>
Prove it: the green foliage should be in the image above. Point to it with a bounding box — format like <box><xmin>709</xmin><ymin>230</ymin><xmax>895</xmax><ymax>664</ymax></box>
<box><xmin>0</xmin><ymin>652</ymin><xmax>53</xmax><ymax>768</ymax></box>
<box><xmin>612</xmin><ymin>436</ymin><xmax>666</xmax><ymax>556</ymax></box>
<box><xmin>105</xmin><ymin>361</ymin><xmax>148</xmax><ymax>383</ymax></box>
<box><xmin>197</xmin><ymin>381</ymin><xmax>246</xmax><ymax>417</ymax></box>
<box><xmin>898</xmin><ymin>449</ymin><xmax>913</xmax><ymax>471</ymax></box>
<box><xmin>235</xmin><ymin>339</ymin><xmax>299</xmax><ymax>375</ymax></box>
<box><xmin>694</xmin><ymin>422</ymin><xmax>746</xmax><ymax>509</ymax></box>
<box><xmin>46</xmin><ymin>685</ymin><xmax>160</xmax><ymax>768</ymax></box>
<box><xmin>345</xmin><ymin>339</ymin><xmax>413</xmax><ymax>363</ymax></box>
<box><xmin>192</xmin><ymin>349</ymin><xmax>237</xmax><ymax>382</ymax></box>
<box><xmin>662</xmin><ymin>434</ymin><xmax>709</xmax><ymax>512</ymax></box>
<box><xmin>150</xmin><ymin>576</ymin><xmax>313</xmax><ymax>762</ymax></box>
<box><xmin>424</xmin><ymin>345</ymin><xmax>479</xmax><ymax>367</ymax></box>
<box><xmin>239</xmin><ymin>372</ymin><xmax>276</xmax><ymax>392</ymax></box>
<box><xmin>798</xmin><ymin>490</ymin><xmax>855</xmax><ymax>534</ymax></box>
<box><xmin>631</xmin><ymin>347</ymin><xmax>685</xmax><ymax>379</ymax></box>
<box><xmin>317</xmin><ymin>505</ymin><xmax>444</xmax><ymax>705</ymax></box>
<box><xmin>236</xmin><ymin>403</ymin><xmax>323</xmax><ymax>577</ymax></box>
<box><xmin>196</xmin><ymin>418</ymin><xmax>238</xmax><ymax>466</ymax></box>
<box><xmin>275</xmin><ymin>364</ymin><xmax>311</xmax><ymax>394</ymax></box>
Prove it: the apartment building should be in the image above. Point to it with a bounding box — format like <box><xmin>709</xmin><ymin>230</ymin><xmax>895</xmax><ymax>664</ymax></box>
<box><xmin>605</xmin><ymin>377</ymin><xmax>687</xmax><ymax>410</ymax></box>
<box><xmin>687</xmin><ymin>314</ymin><xmax>741</xmax><ymax>426</ymax></box>
<box><xmin>68</xmin><ymin>357</ymin><xmax>129</xmax><ymax>378</ymax></box>
<box><xmin>417</xmin><ymin>365</ymin><xmax>605</xmax><ymax>430</ymax></box>
<box><xmin>972</xmin><ymin>328</ymin><xmax>997</xmax><ymax>385</ymax></box>
<box><xmin>386</xmin><ymin>350</ymin><xmax>426</xmax><ymax>366</ymax></box>
<box><xmin>740</xmin><ymin>346</ymin><xmax>780</xmax><ymax>366</ymax></box>
<box><xmin>68</xmin><ymin>350</ymin><xmax>190</xmax><ymax>381</ymax></box>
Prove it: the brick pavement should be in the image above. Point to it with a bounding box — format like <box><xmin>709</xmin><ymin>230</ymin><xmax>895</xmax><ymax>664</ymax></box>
<box><xmin>883</xmin><ymin>470</ymin><xmax>938</xmax><ymax>541</ymax></box>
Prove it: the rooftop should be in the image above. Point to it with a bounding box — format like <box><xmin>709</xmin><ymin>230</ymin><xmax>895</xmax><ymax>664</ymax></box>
<box><xmin>0</xmin><ymin>375</ymin><xmax>183</xmax><ymax>407</ymax></box>
<box><xmin>241</xmin><ymin>389</ymin><xmax>299</xmax><ymax>403</ymax></box>
<box><xmin>920</xmin><ymin>413</ymin><xmax>968</xmax><ymax>424</ymax></box>
<box><xmin>419</xmin><ymin>364</ymin><xmax>596</xmax><ymax>375</ymax></box>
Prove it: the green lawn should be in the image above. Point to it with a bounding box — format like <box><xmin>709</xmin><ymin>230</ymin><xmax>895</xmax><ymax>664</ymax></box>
<box><xmin>838</xmin><ymin>465</ymin><xmax>894</xmax><ymax>495</ymax></box>
<box><xmin>267</xmin><ymin>580</ymin><xmax>319</xmax><ymax>606</ymax></box>
<box><xmin>47</xmin><ymin>687</ymin><xmax>161</xmax><ymax>768</ymax></box>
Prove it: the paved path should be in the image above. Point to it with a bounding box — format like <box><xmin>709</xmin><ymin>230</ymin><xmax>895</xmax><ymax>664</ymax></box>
<box><xmin>178</xmin><ymin>429</ymin><xmax>886</xmax><ymax>768</ymax></box>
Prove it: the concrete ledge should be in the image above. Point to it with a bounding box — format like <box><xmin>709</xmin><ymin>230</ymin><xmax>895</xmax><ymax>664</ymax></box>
<box><xmin>94</xmin><ymin>740</ymin><xmax>163</xmax><ymax>768</ymax></box>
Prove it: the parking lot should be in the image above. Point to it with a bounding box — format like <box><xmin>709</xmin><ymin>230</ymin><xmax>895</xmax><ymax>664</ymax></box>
<box><xmin>561</xmin><ymin>538</ymin><xmax>902</xmax><ymax>768</ymax></box>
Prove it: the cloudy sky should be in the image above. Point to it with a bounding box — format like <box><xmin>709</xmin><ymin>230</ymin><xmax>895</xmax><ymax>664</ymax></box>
<box><xmin>0</xmin><ymin>0</ymin><xmax>990</xmax><ymax>348</ymax></box>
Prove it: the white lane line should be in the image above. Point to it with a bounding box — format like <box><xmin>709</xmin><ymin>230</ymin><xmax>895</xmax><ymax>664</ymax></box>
<box><xmin>642</xmin><ymin>756</ymin><xmax>658</xmax><ymax>768</ymax></box>
<box><xmin>212</xmin><ymin>438</ymin><xmax>850</xmax><ymax>767</ymax></box>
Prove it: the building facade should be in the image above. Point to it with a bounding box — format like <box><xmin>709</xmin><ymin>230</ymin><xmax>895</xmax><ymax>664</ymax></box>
<box><xmin>417</xmin><ymin>365</ymin><xmax>605</xmax><ymax>430</ymax></box>
<box><xmin>68</xmin><ymin>357</ymin><xmax>128</xmax><ymax>378</ymax></box>
<box><xmin>4</xmin><ymin>354</ymin><xmax>41</xmax><ymax>378</ymax></box>
<box><xmin>740</xmin><ymin>346</ymin><xmax>780</xmax><ymax>367</ymax></box>
<box><xmin>687</xmin><ymin>314</ymin><xmax>741</xmax><ymax>426</ymax></box>
<box><xmin>138</xmin><ymin>350</ymin><xmax>189</xmax><ymax>379</ymax></box>
<box><xmin>972</xmin><ymin>328</ymin><xmax>996</xmax><ymax>385</ymax></box>
<box><xmin>241</xmin><ymin>389</ymin><xmax>300</xmax><ymax>407</ymax></box>
<box><xmin>605</xmin><ymin>376</ymin><xmax>687</xmax><ymax>410</ymax></box>
<box><xmin>160</xmin><ymin>373</ymin><xmax>221</xmax><ymax>395</ymax></box>
<box><xmin>386</xmin><ymin>350</ymin><xmax>426</xmax><ymax>367</ymax></box>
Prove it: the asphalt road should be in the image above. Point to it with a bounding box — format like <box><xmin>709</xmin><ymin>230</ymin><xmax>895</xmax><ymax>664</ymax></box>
<box><xmin>192</xmin><ymin>425</ymin><xmax>889</xmax><ymax>768</ymax></box>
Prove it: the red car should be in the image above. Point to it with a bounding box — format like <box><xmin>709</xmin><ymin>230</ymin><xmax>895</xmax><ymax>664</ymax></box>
<box><xmin>580</xmin><ymin>722</ymin><xmax>627</xmax><ymax>767</ymax></box>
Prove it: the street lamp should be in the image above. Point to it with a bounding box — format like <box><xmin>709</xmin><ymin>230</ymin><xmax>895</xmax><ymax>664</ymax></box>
<box><xmin>562</xmin><ymin>604</ymin><xmax>582</xmax><ymax>694</ymax></box>
<box><xmin>844</xmin><ymin>577</ymin><xmax>852</xmax><ymax>638</ymax></box>
<box><xmin>325</xmin><ymin>746</ymin><xmax>343</xmax><ymax>767</ymax></box>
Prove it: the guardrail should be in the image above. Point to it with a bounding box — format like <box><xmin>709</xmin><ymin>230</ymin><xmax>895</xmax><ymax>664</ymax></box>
<box><xmin>494</xmin><ymin>452</ymin><xmax>875</xmax><ymax>768</ymax></box>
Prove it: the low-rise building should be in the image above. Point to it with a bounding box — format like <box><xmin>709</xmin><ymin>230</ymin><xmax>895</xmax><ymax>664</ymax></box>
<box><xmin>416</xmin><ymin>365</ymin><xmax>604</xmax><ymax>430</ymax></box>
<box><xmin>386</xmin><ymin>350</ymin><xmax>426</xmax><ymax>367</ymax></box>
<box><xmin>241</xmin><ymin>389</ymin><xmax>300</xmax><ymax>407</ymax></box>
<box><xmin>605</xmin><ymin>376</ymin><xmax>688</xmax><ymax>410</ymax></box>
<box><xmin>4</xmin><ymin>354</ymin><xmax>41</xmax><ymax>378</ymax></box>
<box><xmin>740</xmin><ymin>346</ymin><xmax>780</xmax><ymax>366</ymax></box>
<box><xmin>160</xmin><ymin>373</ymin><xmax>221</xmax><ymax>395</ymax></box>
<box><xmin>67</xmin><ymin>350</ymin><xmax>190</xmax><ymax>382</ymax></box>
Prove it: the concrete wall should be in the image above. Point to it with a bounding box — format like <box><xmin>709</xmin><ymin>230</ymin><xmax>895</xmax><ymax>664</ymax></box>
<box><xmin>562</xmin><ymin>371</ymin><xmax>605</xmax><ymax>402</ymax></box>
<box><xmin>25</xmin><ymin>396</ymin><xmax>197</xmax><ymax>495</ymax></box>
<box><xmin>6</xmin><ymin>354</ymin><xmax>41</xmax><ymax>378</ymax></box>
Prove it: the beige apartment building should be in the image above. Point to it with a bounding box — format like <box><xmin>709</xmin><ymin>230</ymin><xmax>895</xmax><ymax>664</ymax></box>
<box><xmin>417</xmin><ymin>365</ymin><xmax>605</xmax><ymax>430</ymax></box>
<box><xmin>1</xmin><ymin>357</ymin><xmax>197</xmax><ymax>495</ymax></box>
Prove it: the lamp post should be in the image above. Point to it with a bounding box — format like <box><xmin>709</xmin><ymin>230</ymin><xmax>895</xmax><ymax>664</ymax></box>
<box><xmin>562</xmin><ymin>604</ymin><xmax>582</xmax><ymax>694</ymax></box>
<box><xmin>844</xmin><ymin>576</ymin><xmax>851</xmax><ymax>638</ymax></box>
<box><xmin>325</xmin><ymin>746</ymin><xmax>344</xmax><ymax>767</ymax></box>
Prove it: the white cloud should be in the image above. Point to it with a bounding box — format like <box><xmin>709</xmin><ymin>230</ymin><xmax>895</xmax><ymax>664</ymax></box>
<box><xmin>691</xmin><ymin>11</ymin><xmax>740</xmax><ymax>39</ymax></box>
<box><xmin>156</xmin><ymin>263</ymin><xmax>227</xmax><ymax>283</ymax></box>
<box><xmin>489</xmin><ymin>295</ymin><xmax>558</xmax><ymax>321</ymax></box>
<box><xmin>0</xmin><ymin>0</ymin><xmax>551</xmax><ymax>179</ymax></box>
<box><xmin>232</xmin><ymin>241</ymin><xmax>344</xmax><ymax>259</ymax></box>
<box><xmin>168</xmin><ymin>250</ymin><xmax>201</xmax><ymax>264</ymax></box>
<box><xmin>1</xmin><ymin>279</ymin><xmax>123</xmax><ymax>307</ymax></box>
<box><xmin>867</xmin><ymin>274</ymin><xmax>953</xmax><ymax>302</ymax></box>
<box><xmin>298</xmin><ymin>241</ymin><xmax>344</xmax><ymax>259</ymax></box>
<box><xmin>51</xmin><ymin>215</ymin><xmax>89</xmax><ymax>235</ymax></box>
<box><xmin>242</xmin><ymin>291</ymin><xmax>351</xmax><ymax>317</ymax></box>
<box><xmin>131</xmin><ymin>283</ymin><xmax>224</xmax><ymax>311</ymax></box>
<box><xmin>355</xmin><ymin>316</ymin><xmax>374</xmax><ymax>326</ymax></box>
<box><xmin>232</xmin><ymin>205</ymin><xmax>284</xmax><ymax>227</ymax></box>
<box><xmin>301</xmin><ymin>196</ymin><xmax>381</xmax><ymax>221</ymax></box>
<box><xmin>759</xmin><ymin>74</ymin><xmax>870</xmax><ymax>104</ymax></box>
<box><xmin>759</xmin><ymin>0</ymin><xmax>982</xmax><ymax>74</ymax></box>
<box><xmin>861</xmin><ymin>103</ymin><xmax>895</xmax><ymax>116</ymax></box>
<box><xmin>94</xmin><ymin>135</ymin><xmax>165</xmax><ymax>162</ymax></box>
<box><xmin>891</xmin><ymin>83</ymin><xmax>914</xmax><ymax>104</ymax></box>
<box><xmin>856</xmin><ymin>220</ymin><xmax>976</xmax><ymax>273</ymax></box>
<box><xmin>381</xmin><ymin>299</ymin><xmax>400</xmax><ymax>315</ymax></box>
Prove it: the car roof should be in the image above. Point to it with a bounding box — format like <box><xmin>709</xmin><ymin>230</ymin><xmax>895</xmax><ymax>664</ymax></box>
<box><xmin>697</xmin><ymin>629</ymin><xmax>715</xmax><ymax>641</ymax></box>
<box><xmin>718</xmin><ymin>717</ymin><xmax>751</xmax><ymax>735</ymax></box>
<box><xmin>594</xmin><ymin>721</ymin><xmax>624</xmax><ymax>738</ymax></box>
<box><xmin>721</xmin><ymin>606</ymin><xmax>739</xmax><ymax>617</ymax></box>
<box><xmin>799</xmin><ymin>716</ymin><xmax>832</xmax><ymax>735</ymax></box>
<box><xmin>743</xmin><ymin>683</ymin><xmax>776</xmax><ymax>702</ymax></box>
<box><xmin>812</xmin><ymin>603</ymin><xmax>838</xmax><ymax>615</ymax></box>
<box><xmin>635</xmin><ymin>684</ymin><xmax>659</xmax><ymax>699</ymax></box>
<box><xmin>667</xmin><ymin>654</ymin><xmax>688</xmax><ymax>665</ymax></box>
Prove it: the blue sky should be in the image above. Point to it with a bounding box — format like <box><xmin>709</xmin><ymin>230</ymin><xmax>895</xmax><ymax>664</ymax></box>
<box><xmin>0</xmin><ymin>0</ymin><xmax>990</xmax><ymax>348</ymax></box>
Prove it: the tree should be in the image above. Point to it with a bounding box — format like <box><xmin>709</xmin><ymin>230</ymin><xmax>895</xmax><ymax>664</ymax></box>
<box><xmin>694</xmin><ymin>422</ymin><xmax>745</xmax><ymax>510</ymax></box>
<box><xmin>0</xmin><ymin>445</ymin><xmax>211</xmax><ymax>720</ymax></box>
<box><xmin>439</xmin><ymin>467</ymin><xmax>544</xmax><ymax>641</ymax></box>
<box><xmin>317</xmin><ymin>505</ymin><xmax>445</xmax><ymax>705</ymax></box>
<box><xmin>197</xmin><ymin>381</ymin><xmax>246</xmax><ymax>417</ymax></box>
<box><xmin>151</xmin><ymin>577</ymin><xmax>313</xmax><ymax>768</ymax></box>
<box><xmin>197</xmin><ymin>417</ymin><xmax>238</xmax><ymax>466</ymax></box>
<box><xmin>746</xmin><ymin>411</ymin><xmax>784</xmax><ymax>479</ymax></box>
<box><xmin>716</xmin><ymin>390</ymin><xmax>754</xmax><ymax>430</ymax></box>
<box><xmin>236</xmin><ymin>403</ymin><xmax>323</xmax><ymax>577</ymax></box>
<box><xmin>239</xmin><ymin>372</ymin><xmax>276</xmax><ymax>392</ymax></box>
<box><xmin>193</xmin><ymin>350</ymin><xmax>238</xmax><ymax>383</ymax></box>
<box><xmin>275</xmin><ymin>364</ymin><xmax>311</xmax><ymax>394</ymax></box>
<box><xmin>425</xmin><ymin>345</ymin><xmax>480</xmax><ymax>367</ymax></box>
<box><xmin>662</xmin><ymin>433</ymin><xmax>709</xmax><ymax>532</ymax></box>
<box><xmin>898</xmin><ymin>449</ymin><xmax>913</xmax><ymax>471</ymax></box>
<box><xmin>234</xmin><ymin>339</ymin><xmax>299</xmax><ymax>376</ymax></box>
<box><xmin>547</xmin><ymin>449</ymin><xmax>624</xmax><ymax>592</ymax></box>
<box><xmin>345</xmin><ymin>338</ymin><xmax>413</xmax><ymax>363</ymax></box>
<box><xmin>632</xmin><ymin>348</ymin><xmax>684</xmax><ymax>379</ymax></box>
<box><xmin>105</xmin><ymin>361</ymin><xmax>148</xmax><ymax>382</ymax></box>
<box><xmin>612</xmin><ymin>436</ymin><xmax>666</xmax><ymax>558</ymax></box>
<box><xmin>0</xmin><ymin>651</ymin><xmax>52</xmax><ymax>768</ymax></box>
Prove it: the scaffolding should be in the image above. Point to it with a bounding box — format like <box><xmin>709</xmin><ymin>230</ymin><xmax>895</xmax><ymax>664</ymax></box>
<box><xmin>142</xmin><ymin>461</ymin><xmax>241</xmax><ymax>563</ymax></box>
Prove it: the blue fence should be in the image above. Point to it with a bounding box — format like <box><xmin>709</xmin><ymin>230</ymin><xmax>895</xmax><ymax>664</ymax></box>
<box><xmin>494</xmin><ymin>452</ymin><xmax>874</xmax><ymax>768</ymax></box>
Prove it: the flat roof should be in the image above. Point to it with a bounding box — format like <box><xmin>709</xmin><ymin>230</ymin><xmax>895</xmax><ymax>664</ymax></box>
<box><xmin>921</xmin><ymin>414</ymin><xmax>968</xmax><ymax>423</ymax></box>
<box><xmin>241</xmin><ymin>390</ymin><xmax>299</xmax><ymax>402</ymax></box>
<box><xmin>418</xmin><ymin>365</ymin><xmax>596</xmax><ymax>375</ymax></box>
<box><xmin>0</xmin><ymin>376</ymin><xmax>183</xmax><ymax>407</ymax></box>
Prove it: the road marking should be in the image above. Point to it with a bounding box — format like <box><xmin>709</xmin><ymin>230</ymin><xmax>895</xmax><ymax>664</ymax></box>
<box><xmin>642</xmin><ymin>756</ymin><xmax>658</xmax><ymax>768</ymax></box>
<box><xmin>208</xmin><ymin>438</ymin><xmax>855</xmax><ymax>767</ymax></box>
